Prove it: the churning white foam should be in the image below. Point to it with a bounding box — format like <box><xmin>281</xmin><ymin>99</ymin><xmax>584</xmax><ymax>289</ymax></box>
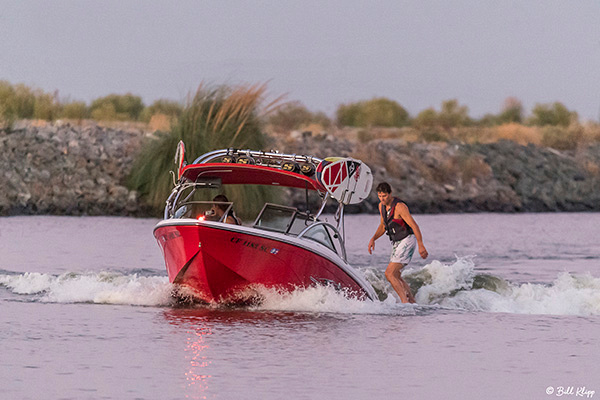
<box><xmin>442</xmin><ymin>272</ymin><xmax>600</xmax><ymax>316</ymax></box>
<box><xmin>0</xmin><ymin>271</ymin><xmax>172</xmax><ymax>306</ymax></box>
<box><xmin>2</xmin><ymin>259</ymin><xmax>599</xmax><ymax>316</ymax></box>
<box><xmin>409</xmin><ymin>257</ymin><xmax>600</xmax><ymax>316</ymax></box>
<box><xmin>250</xmin><ymin>284</ymin><xmax>418</xmax><ymax>315</ymax></box>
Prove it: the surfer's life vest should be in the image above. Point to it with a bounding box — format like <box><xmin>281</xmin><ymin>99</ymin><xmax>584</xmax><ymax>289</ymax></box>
<box><xmin>380</xmin><ymin>197</ymin><xmax>413</xmax><ymax>242</ymax></box>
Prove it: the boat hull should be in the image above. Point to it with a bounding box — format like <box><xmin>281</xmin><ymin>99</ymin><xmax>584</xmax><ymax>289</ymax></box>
<box><xmin>154</xmin><ymin>220</ymin><xmax>373</xmax><ymax>303</ymax></box>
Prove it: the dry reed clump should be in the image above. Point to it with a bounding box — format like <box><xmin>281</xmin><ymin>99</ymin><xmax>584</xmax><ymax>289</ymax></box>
<box><xmin>370</xmin><ymin>127</ymin><xmax>408</xmax><ymax>140</ymax></box>
<box><xmin>582</xmin><ymin>123</ymin><xmax>600</xmax><ymax>143</ymax></box>
<box><xmin>396</xmin><ymin>127</ymin><xmax>422</xmax><ymax>142</ymax></box>
<box><xmin>148</xmin><ymin>113</ymin><xmax>172</xmax><ymax>132</ymax></box>
<box><xmin>449</xmin><ymin>127</ymin><xmax>497</xmax><ymax>144</ymax></box>
<box><xmin>94</xmin><ymin>120</ymin><xmax>150</xmax><ymax>131</ymax></box>
<box><xmin>340</xmin><ymin>127</ymin><xmax>421</xmax><ymax>143</ymax></box>
<box><xmin>495</xmin><ymin>123</ymin><xmax>542</xmax><ymax>146</ymax></box>
<box><xmin>419</xmin><ymin>129</ymin><xmax>450</xmax><ymax>143</ymax></box>
<box><xmin>540</xmin><ymin>124</ymin><xmax>585</xmax><ymax>150</ymax></box>
<box><xmin>325</xmin><ymin>124</ymin><xmax>600</xmax><ymax>148</ymax></box>
<box><xmin>444</xmin><ymin>128</ymin><xmax>468</xmax><ymax>143</ymax></box>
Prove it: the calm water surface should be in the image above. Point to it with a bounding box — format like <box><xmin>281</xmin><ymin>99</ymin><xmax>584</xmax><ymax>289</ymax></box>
<box><xmin>1</xmin><ymin>214</ymin><xmax>599</xmax><ymax>400</ymax></box>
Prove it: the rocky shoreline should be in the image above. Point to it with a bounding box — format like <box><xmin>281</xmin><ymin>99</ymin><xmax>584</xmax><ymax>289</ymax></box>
<box><xmin>0</xmin><ymin>121</ymin><xmax>147</xmax><ymax>216</ymax></box>
<box><xmin>1</xmin><ymin>121</ymin><xmax>599</xmax><ymax>217</ymax></box>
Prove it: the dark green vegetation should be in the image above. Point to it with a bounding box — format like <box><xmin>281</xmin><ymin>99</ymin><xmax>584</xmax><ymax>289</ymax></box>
<box><xmin>1</xmin><ymin>80</ymin><xmax>588</xmax><ymax>131</ymax></box>
<box><xmin>336</xmin><ymin>97</ymin><xmax>580</xmax><ymax>129</ymax></box>
<box><xmin>127</xmin><ymin>84</ymin><xmax>275</xmax><ymax>218</ymax></box>
<box><xmin>2</xmin><ymin>80</ymin><xmax>598</xmax><ymax>152</ymax></box>
<box><xmin>0</xmin><ymin>80</ymin><xmax>184</xmax><ymax>126</ymax></box>
<box><xmin>337</xmin><ymin>97</ymin><xmax>410</xmax><ymax>128</ymax></box>
<box><xmin>267</xmin><ymin>101</ymin><xmax>331</xmax><ymax>132</ymax></box>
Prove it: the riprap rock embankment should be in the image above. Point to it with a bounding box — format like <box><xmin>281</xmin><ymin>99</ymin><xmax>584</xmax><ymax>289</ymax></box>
<box><xmin>2</xmin><ymin>122</ymin><xmax>599</xmax><ymax>216</ymax></box>
<box><xmin>0</xmin><ymin>121</ymin><xmax>146</xmax><ymax>216</ymax></box>
<box><xmin>282</xmin><ymin>134</ymin><xmax>600</xmax><ymax>213</ymax></box>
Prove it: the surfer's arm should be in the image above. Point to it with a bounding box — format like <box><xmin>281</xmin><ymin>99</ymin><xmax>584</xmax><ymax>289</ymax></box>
<box><xmin>397</xmin><ymin>203</ymin><xmax>428</xmax><ymax>259</ymax></box>
<box><xmin>368</xmin><ymin>215</ymin><xmax>386</xmax><ymax>254</ymax></box>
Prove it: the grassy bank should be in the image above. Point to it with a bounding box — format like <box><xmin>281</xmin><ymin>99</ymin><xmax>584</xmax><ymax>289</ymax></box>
<box><xmin>3</xmin><ymin>80</ymin><xmax>600</xmax><ymax>153</ymax></box>
<box><xmin>308</xmin><ymin>122</ymin><xmax>600</xmax><ymax>151</ymax></box>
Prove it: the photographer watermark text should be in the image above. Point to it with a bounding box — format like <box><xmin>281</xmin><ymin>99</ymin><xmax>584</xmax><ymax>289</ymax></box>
<box><xmin>546</xmin><ymin>386</ymin><xmax>595</xmax><ymax>398</ymax></box>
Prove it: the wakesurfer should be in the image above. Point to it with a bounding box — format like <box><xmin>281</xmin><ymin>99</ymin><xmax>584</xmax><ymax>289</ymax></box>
<box><xmin>368</xmin><ymin>182</ymin><xmax>428</xmax><ymax>303</ymax></box>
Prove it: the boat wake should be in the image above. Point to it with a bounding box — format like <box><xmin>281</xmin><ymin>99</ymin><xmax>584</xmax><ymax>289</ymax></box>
<box><xmin>0</xmin><ymin>270</ymin><xmax>172</xmax><ymax>306</ymax></box>
<box><xmin>400</xmin><ymin>257</ymin><xmax>600</xmax><ymax>317</ymax></box>
<box><xmin>1</xmin><ymin>258</ymin><xmax>599</xmax><ymax>316</ymax></box>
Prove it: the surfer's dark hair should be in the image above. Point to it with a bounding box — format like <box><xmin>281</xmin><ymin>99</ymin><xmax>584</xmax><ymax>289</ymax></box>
<box><xmin>376</xmin><ymin>182</ymin><xmax>392</xmax><ymax>194</ymax></box>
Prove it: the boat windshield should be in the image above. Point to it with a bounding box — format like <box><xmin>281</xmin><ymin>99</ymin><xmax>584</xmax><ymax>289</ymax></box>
<box><xmin>253</xmin><ymin>203</ymin><xmax>340</xmax><ymax>254</ymax></box>
<box><xmin>253</xmin><ymin>204</ymin><xmax>307</xmax><ymax>232</ymax></box>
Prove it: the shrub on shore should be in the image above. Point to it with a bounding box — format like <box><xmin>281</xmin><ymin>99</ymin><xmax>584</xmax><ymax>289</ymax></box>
<box><xmin>267</xmin><ymin>101</ymin><xmax>331</xmax><ymax>132</ymax></box>
<box><xmin>529</xmin><ymin>102</ymin><xmax>578</xmax><ymax>127</ymax></box>
<box><xmin>60</xmin><ymin>101</ymin><xmax>89</xmax><ymax>120</ymax></box>
<box><xmin>479</xmin><ymin>97</ymin><xmax>524</xmax><ymax>126</ymax></box>
<box><xmin>0</xmin><ymin>81</ymin><xmax>61</xmax><ymax>125</ymax></box>
<box><xmin>139</xmin><ymin>99</ymin><xmax>183</xmax><ymax>124</ymax></box>
<box><xmin>331</xmin><ymin>97</ymin><xmax>597</xmax><ymax>149</ymax></box>
<box><xmin>336</xmin><ymin>97</ymin><xmax>409</xmax><ymax>128</ymax></box>
<box><xmin>0</xmin><ymin>80</ymin><xmax>182</xmax><ymax>128</ymax></box>
<box><xmin>90</xmin><ymin>93</ymin><xmax>145</xmax><ymax>121</ymax></box>
<box><xmin>128</xmin><ymin>83</ymin><xmax>275</xmax><ymax>217</ymax></box>
<box><xmin>413</xmin><ymin>99</ymin><xmax>473</xmax><ymax>131</ymax></box>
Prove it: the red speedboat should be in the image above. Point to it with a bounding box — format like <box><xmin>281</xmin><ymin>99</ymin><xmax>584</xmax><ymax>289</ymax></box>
<box><xmin>154</xmin><ymin>145</ymin><xmax>377</xmax><ymax>304</ymax></box>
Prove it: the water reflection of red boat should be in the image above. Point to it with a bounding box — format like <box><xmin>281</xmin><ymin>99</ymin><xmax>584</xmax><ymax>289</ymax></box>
<box><xmin>154</xmin><ymin>146</ymin><xmax>377</xmax><ymax>304</ymax></box>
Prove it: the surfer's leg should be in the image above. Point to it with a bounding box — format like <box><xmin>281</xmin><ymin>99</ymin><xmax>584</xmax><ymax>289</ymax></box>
<box><xmin>399</xmin><ymin>272</ymin><xmax>416</xmax><ymax>303</ymax></box>
<box><xmin>395</xmin><ymin>264</ymin><xmax>415</xmax><ymax>303</ymax></box>
<box><xmin>385</xmin><ymin>262</ymin><xmax>413</xmax><ymax>303</ymax></box>
<box><xmin>387</xmin><ymin>237</ymin><xmax>417</xmax><ymax>303</ymax></box>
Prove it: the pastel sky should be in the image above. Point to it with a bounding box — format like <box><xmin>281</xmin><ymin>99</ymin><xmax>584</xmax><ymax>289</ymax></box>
<box><xmin>1</xmin><ymin>1</ymin><xmax>599</xmax><ymax>120</ymax></box>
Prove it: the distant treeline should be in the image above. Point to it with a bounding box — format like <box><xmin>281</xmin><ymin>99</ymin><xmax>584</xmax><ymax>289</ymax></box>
<box><xmin>0</xmin><ymin>80</ymin><xmax>183</xmax><ymax>126</ymax></box>
<box><xmin>0</xmin><ymin>80</ymin><xmax>585</xmax><ymax>127</ymax></box>
<box><xmin>270</xmin><ymin>98</ymin><xmax>600</xmax><ymax>150</ymax></box>
<box><xmin>270</xmin><ymin>97</ymin><xmax>581</xmax><ymax>131</ymax></box>
<box><xmin>2</xmin><ymin>80</ymin><xmax>599</xmax><ymax>151</ymax></box>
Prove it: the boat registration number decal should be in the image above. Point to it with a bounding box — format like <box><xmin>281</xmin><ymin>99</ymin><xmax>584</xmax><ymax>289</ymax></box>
<box><xmin>230</xmin><ymin>237</ymin><xmax>279</xmax><ymax>255</ymax></box>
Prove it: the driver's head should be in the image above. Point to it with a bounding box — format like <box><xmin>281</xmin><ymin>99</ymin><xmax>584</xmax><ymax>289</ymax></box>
<box><xmin>212</xmin><ymin>194</ymin><xmax>230</xmax><ymax>213</ymax></box>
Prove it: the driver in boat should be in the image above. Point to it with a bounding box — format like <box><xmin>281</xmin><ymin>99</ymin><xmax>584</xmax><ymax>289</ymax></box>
<box><xmin>368</xmin><ymin>182</ymin><xmax>428</xmax><ymax>303</ymax></box>
<box><xmin>210</xmin><ymin>194</ymin><xmax>241</xmax><ymax>225</ymax></box>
